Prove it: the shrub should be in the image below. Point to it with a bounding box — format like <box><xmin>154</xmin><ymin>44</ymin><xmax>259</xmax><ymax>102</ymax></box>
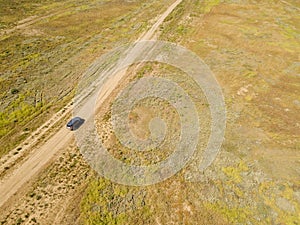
<box><xmin>11</xmin><ymin>88</ymin><xmax>19</xmax><ymax>94</ymax></box>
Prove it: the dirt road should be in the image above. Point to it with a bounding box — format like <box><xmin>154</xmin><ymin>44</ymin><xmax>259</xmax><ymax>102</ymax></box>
<box><xmin>0</xmin><ymin>0</ymin><xmax>183</xmax><ymax>208</ymax></box>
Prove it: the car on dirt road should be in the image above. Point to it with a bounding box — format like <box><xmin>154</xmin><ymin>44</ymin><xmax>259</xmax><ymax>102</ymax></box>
<box><xmin>66</xmin><ymin>117</ymin><xmax>84</xmax><ymax>131</ymax></box>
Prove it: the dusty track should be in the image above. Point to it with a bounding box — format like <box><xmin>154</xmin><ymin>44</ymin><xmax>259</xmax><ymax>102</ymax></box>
<box><xmin>0</xmin><ymin>0</ymin><xmax>183</xmax><ymax>208</ymax></box>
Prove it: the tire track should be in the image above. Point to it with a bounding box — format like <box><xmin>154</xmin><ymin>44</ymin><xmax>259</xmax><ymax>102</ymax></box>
<box><xmin>0</xmin><ymin>0</ymin><xmax>182</xmax><ymax>208</ymax></box>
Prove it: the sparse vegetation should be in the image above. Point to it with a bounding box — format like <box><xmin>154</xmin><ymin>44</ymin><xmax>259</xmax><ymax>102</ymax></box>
<box><xmin>0</xmin><ymin>0</ymin><xmax>171</xmax><ymax>156</ymax></box>
<box><xmin>80</xmin><ymin>0</ymin><xmax>300</xmax><ymax>224</ymax></box>
<box><xmin>1</xmin><ymin>0</ymin><xmax>299</xmax><ymax>224</ymax></box>
<box><xmin>80</xmin><ymin>178</ymin><xmax>149</xmax><ymax>224</ymax></box>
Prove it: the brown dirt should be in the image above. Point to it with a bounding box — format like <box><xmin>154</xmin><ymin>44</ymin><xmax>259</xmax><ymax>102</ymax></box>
<box><xmin>1</xmin><ymin>0</ymin><xmax>299</xmax><ymax>224</ymax></box>
<box><xmin>0</xmin><ymin>0</ymin><xmax>183</xmax><ymax>224</ymax></box>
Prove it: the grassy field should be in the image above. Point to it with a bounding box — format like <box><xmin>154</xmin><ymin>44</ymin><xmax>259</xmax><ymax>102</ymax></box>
<box><xmin>79</xmin><ymin>0</ymin><xmax>300</xmax><ymax>224</ymax></box>
<box><xmin>0</xmin><ymin>0</ymin><xmax>299</xmax><ymax>224</ymax></box>
<box><xmin>0</xmin><ymin>0</ymin><xmax>172</xmax><ymax>156</ymax></box>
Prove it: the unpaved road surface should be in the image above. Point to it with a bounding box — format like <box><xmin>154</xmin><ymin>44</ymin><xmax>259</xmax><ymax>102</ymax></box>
<box><xmin>0</xmin><ymin>0</ymin><xmax>182</xmax><ymax>208</ymax></box>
